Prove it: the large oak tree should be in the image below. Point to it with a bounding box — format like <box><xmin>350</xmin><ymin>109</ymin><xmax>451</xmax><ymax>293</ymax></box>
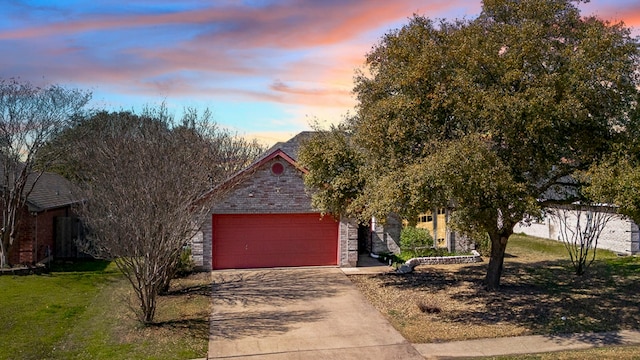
<box><xmin>300</xmin><ymin>0</ymin><xmax>640</xmax><ymax>290</ymax></box>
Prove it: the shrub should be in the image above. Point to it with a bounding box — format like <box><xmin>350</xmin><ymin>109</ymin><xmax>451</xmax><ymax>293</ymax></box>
<box><xmin>175</xmin><ymin>246</ymin><xmax>195</xmax><ymax>277</ymax></box>
<box><xmin>400</xmin><ymin>226</ymin><xmax>434</xmax><ymax>257</ymax></box>
<box><xmin>472</xmin><ymin>232</ymin><xmax>491</xmax><ymax>256</ymax></box>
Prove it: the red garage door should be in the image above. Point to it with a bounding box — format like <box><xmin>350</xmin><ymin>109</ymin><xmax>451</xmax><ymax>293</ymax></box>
<box><xmin>212</xmin><ymin>213</ymin><xmax>339</xmax><ymax>270</ymax></box>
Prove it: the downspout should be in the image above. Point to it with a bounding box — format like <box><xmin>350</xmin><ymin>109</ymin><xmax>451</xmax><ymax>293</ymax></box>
<box><xmin>31</xmin><ymin>211</ymin><xmax>37</xmax><ymax>265</ymax></box>
<box><xmin>369</xmin><ymin>216</ymin><xmax>376</xmax><ymax>255</ymax></box>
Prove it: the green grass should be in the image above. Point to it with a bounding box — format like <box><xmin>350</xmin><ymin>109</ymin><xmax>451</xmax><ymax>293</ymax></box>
<box><xmin>509</xmin><ymin>233</ymin><xmax>620</xmax><ymax>260</ymax></box>
<box><xmin>0</xmin><ymin>260</ymin><xmax>211</xmax><ymax>360</ymax></box>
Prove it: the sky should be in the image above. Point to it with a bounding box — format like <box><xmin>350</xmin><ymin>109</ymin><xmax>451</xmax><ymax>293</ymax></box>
<box><xmin>1</xmin><ymin>1</ymin><xmax>640</xmax><ymax>145</ymax></box>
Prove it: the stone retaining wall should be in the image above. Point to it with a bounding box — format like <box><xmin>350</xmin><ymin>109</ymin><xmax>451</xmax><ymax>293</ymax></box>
<box><xmin>398</xmin><ymin>250</ymin><xmax>483</xmax><ymax>273</ymax></box>
<box><xmin>0</xmin><ymin>264</ymin><xmax>46</xmax><ymax>276</ymax></box>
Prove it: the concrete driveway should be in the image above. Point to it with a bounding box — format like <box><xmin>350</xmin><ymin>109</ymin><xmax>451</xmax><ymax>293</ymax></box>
<box><xmin>208</xmin><ymin>267</ymin><xmax>423</xmax><ymax>359</ymax></box>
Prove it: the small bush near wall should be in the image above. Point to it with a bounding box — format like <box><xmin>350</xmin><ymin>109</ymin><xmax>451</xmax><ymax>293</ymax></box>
<box><xmin>400</xmin><ymin>226</ymin><xmax>434</xmax><ymax>257</ymax></box>
<box><xmin>176</xmin><ymin>246</ymin><xmax>195</xmax><ymax>277</ymax></box>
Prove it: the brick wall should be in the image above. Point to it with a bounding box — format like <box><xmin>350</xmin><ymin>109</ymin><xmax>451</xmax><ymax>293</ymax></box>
<box><xmin>9</xmin><ymin>206</ymin><xmax>68</xmax><ymax>265</ymax></box>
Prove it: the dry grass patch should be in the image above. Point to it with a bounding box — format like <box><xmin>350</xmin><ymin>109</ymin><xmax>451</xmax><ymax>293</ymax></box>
<box><xmin>349</xmin><ymin>235</ymin><xmax>640</xmax><ymax>344</ymax></box>
<box><xmin>111</xmin><ymin>272</ymin><xmax>212</xmax><ymax>354</ymax></box>
<box><xmin>486</xmin><ymin>345</ymin><xmax>640</xmax><ymax>359</ymax></box>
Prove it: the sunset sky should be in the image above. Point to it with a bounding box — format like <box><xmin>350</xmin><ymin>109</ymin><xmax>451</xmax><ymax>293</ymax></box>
<box><xmin>2</xmin><ymin>0</ymin><xmax>639</xmax><ymax>145</ymax></box>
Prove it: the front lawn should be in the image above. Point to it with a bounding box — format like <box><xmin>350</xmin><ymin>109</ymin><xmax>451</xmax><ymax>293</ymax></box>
<box><xmin>0</xmin><ymin>261</ymin><xmax>211</xmax><ymax>360</ymax></box>
<box><xmin>349</xmin><ymin>234</ymin><xmax>640</xmax><ymax>344</ymax></box>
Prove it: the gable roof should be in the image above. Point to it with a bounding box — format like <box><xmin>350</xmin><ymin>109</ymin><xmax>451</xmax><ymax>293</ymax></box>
<box><xmin>0</xmin><ymin>164</ymin><xmax>82</xmax><ymax>212</ymax></box>
<box><xmin>260</xmin><ymin>131</ymin><xmax>316</xmax><ymax>163</ymax></box>
<box><xmin>202</xmin><ymin>132</ymin><xmax>316</xmax><ymax>200</ymax></box>
<box><xmin>25</xmin><ymin>172</ymin><xmax>81</xmax><ymax>212</ymax></box>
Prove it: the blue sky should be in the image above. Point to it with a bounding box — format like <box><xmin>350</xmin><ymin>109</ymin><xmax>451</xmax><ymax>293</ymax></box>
<box><xmin>1</xmin><ymin>0</ymin><xmax>639</xmax><ymax>145</ymax></box>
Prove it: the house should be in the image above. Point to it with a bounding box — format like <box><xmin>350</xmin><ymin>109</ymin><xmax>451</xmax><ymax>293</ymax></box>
<box><xmin>7</xmin><ymin>172</ymin><xmax>86</xmax><ymax>265</ymax></box>
<box><xmin>414</xmin><ymin>208</ymin><xmax>473</xmax><ymax>253</ymax></box>
<box><xmin>514</xmin><ymin>206</ymin><xmax>640</xmax><ymax>255</ymax></box>
<box><xmin>192</xmin><ymin>132</ymin><xmax>401</xmax><ymax>270</ymax></box>
<box><xmin>416</xmin><ymin>208</ymin><xmax>449</xmax><ymax>248</ymax></box>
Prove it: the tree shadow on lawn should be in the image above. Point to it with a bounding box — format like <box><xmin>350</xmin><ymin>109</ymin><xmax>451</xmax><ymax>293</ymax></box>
<box><xmin>150</xmin><ymin>316</ymin><xmax>210</xmax><ymax>341</ymax></box>
<box><xmin>211</xmin><ymin>269</ymin><xmax>346</xmax><ymax>306</ymax></box>
<box><xmin>373</xmin><ymin>256</ymin><xmax>640</xmax><ymax>341</ymax></box>
<box><xmin>164</xmin><ymin>283</ymin><xmax>211</xmax><ymax>297</ymax></box>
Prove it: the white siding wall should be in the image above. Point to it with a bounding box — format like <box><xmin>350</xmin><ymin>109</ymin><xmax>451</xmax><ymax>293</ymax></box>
<box><xmin>514</xmin><ymin>208</ymin><xmax>639</xmax><ymax>255</ymax></box>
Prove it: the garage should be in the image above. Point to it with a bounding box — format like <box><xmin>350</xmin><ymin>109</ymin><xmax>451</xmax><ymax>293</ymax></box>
<box><xmin>212</xmin><ymin>213</ymin><xmax>339</xmax><ymax>269</ymax></box>
<box><xmin>197</xmin><ymin>132</ymin><xmax>359</xmax><ymax>270</ymax></box>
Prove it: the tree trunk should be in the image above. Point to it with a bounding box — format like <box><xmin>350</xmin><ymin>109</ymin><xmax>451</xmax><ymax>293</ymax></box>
<box><xmin>484</xmin><ymin>229</ymin><xmax>512</xmax><ymax>291</ymax></box>
<box><xmin>0</xmin><ymin>235</ymin><xmax>8</xmax><ymax>268</ymax></box>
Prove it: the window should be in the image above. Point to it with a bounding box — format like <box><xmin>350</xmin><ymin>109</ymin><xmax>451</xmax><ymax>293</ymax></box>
<box><xmin>271</xmin><ymin>162</ymin><xmax>284</xmax><ymax>176</ymax></box>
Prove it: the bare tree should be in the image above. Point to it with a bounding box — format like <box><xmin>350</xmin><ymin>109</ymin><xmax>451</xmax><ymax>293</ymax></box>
<box><xmin>0</xmin><ymin>79</ymin><xmax>90</xmax><ymax>267</ymax></box>
<box><xmin>550</xmin><ymin>204</ymin><xmax>616</xmax><ymax>276</ymax></box>
<box><xmin>54</xmin><ymin>108</ymin><xmax>261</xmax><ymax>323</ymax></box>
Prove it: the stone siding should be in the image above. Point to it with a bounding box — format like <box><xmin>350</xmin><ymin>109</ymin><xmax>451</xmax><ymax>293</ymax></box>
<box><xmin>202</xmin><ymin>155</ymin><xmax>358</xmax><ymax>269</ymax></box>
<box><xmin>212</xmin><ymin>158</ymin><xmax>314</xmax><ymax>214</ymax></box>
<box><xmin>199</xmin><ymin>216</ymin><xmax>213</xmax><ymax>271</ymax></box>
<box><xmin>406</xmin><ymin>250</ymin><xmax>483</xmax><ymax>266</ymax></box>
<box><xmin>371</xmin><ymin>213</ymin><xmax>402</xmax><ymax>255</ymax></box>
<box><xmin>190</xmin><ymin>230</ymin><xmax>204</xmax><ymax>269</ymax></box>
<box><xmin>339</xmin><ymin>217</ymin><xmax>359</xmax><ymax>267</ymax></box>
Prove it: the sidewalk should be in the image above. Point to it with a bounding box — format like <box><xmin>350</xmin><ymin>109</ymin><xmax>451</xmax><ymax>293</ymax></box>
<box><xmin>412</xmin><ymin>330</ymin><xmax>640</xmax><ymax>359</ymax></box>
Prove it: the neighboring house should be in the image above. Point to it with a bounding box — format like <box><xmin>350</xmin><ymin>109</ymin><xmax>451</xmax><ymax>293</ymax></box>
<box><xmin>6</xmin><ymin>172</ymin><xmax>86</xmax><ymax>265</ymax></box>
<box><xmin>415</xmin><ymin>208</ymin><xmax>472</xmax><ymax>253</ymax></box>
<box><xmin>192</xmin><ymin>132</ymin><xmax>400</xmax><ymax>270</ymax></box>
<box><xmin>514</xmin><ymin>206</ymin><xmax>640</xmax><ymax>255</ymax></box>
<box><xmin>416</xmin><ymin>208</ymin><xmax>449</xmax><ymax>248</ymax></box>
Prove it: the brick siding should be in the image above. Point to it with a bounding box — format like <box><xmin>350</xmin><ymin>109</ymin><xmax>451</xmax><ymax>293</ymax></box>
<box><xmin>9</xmin><ymin>206</ymin><xmax>68</xmax><ymax>265</ymax></box>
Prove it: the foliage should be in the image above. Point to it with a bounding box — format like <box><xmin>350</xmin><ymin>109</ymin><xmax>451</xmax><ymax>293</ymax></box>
<box><xmin>43</xmin><ymin>107</ymin><xmax>262</xmax><ymax>324</ymax></box>
<box><xmin>0</xmin><ymin>262</ymin><xmax>210</xmax><ymax>359</ymax></box>
<box><xmin>301</xmin><ymin>0</ymin><xmax>640</xmax><ymax>290</ymax></box>
<box><xmin>298</xmin><ymin>125</ymin><xmax>366</xmax><ymax>217</ymax></box>
<box><xmin>582</xmin><ymin>93</ymin><xmax>640</xmax><ymax>224</ymax></box>
<box><xmin>0</xmin><ymin>78</ymin><xmax>90</xmax><ymax>267</ymax></box>
<box><xmin>175</xmin><ymin>246</ymin><xmax>195</xmax><ymax>277</ymax></box>
<box><xmin>400</xmin><ymin>226</ymin><xmax>434</xmax><ymax>257</ymax></box>
<box><xmin>583</xmin><ymin>153</ymin><xmax>640</xmax><ymax>225</ymax></box>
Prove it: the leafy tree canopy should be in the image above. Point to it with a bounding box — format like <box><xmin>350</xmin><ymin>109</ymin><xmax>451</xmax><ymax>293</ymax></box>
<box><xmin>300</xmin><ymin>0</ymin><xmax>640</xmax><ymax>289</ymax></box>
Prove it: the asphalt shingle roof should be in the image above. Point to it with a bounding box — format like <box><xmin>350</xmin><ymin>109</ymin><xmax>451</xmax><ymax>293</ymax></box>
<box><xmin>261</xmin><ymin>131</ymin><xmax>317</xmax><ymax>162</ymax></box>
<box><xmin>24</xmin><ymin>172</ymin><xmax>81</xmax><ymax>212</ymax></box>
<box><xmin>0</xmin><ymin>165</ymin><xmax>81</xmax><ymax>212</ymax></box>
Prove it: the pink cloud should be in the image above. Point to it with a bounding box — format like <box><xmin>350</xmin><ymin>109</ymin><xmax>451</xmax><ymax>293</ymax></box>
<box><xmin>581</xmin><ymin>2</ymin><xmax>640</xmax><ymax>34</ymax></box>
<box><xmin>3</xmin><ymin>0</ymin><xmax>634</xmax><ymax>118</ymax></box>
<box><xmin>0</xmin><ymin>0</ymin><xmax>469</xmax><ymax>49</ymax></box>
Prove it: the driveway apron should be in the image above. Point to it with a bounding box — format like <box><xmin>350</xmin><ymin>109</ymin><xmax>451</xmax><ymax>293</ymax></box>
<box><xmin>209</xmin><ymin>267</ymin><xmax>423</xmax><ymax>359</ymax></box>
